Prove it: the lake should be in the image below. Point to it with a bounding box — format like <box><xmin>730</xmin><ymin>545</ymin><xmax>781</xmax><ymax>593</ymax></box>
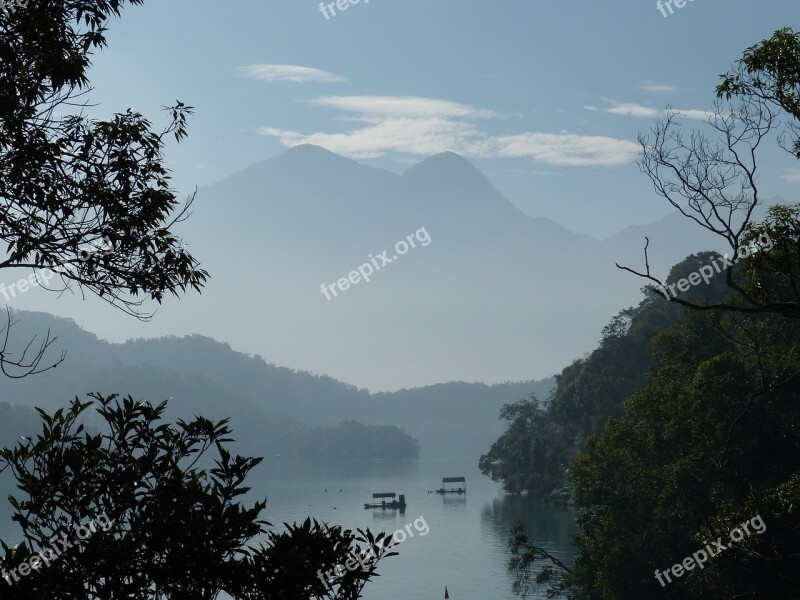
<box><xmin>253</xmin><ymin>456</ymin><xmax>577</xmax><ymax>600</ymax></box>
<box><xmin>0</xmin><ymin>456</ymin><xmax>577</xmax><ymax>599</ymax></box>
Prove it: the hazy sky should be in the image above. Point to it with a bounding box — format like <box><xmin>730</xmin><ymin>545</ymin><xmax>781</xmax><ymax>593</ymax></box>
<box><xmin>3</xmin><ymin>1</ymin><xmax>798</xmax><ymax>391</ymax></box>
<box><xmin>84</xmin><ymin>1</ymin><xmax>799</xmax><ymax>238</ymax></box>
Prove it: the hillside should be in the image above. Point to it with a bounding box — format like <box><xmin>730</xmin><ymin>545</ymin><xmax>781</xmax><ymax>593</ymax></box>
<box><xmin>0</xmin><ymin>310</ymin><xmax>554</xmax><ymax>458</ymax></box>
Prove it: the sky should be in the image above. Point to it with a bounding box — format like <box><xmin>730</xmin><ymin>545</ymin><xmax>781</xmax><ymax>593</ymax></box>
<box><xmin>0</xmin><ymin>0</ymin><xmax>797</xmax><ymax>391</ymax></box>
<box><xmin>83</xmin><ymin>0</ymin><xmax>799</xmax><ymax>239</ymax></box>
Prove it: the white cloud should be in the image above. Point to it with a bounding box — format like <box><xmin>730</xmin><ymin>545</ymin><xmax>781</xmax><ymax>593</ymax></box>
<box><xmin>594</xmin><ymin>100</ymin><xmax>712</xmax><ymax>121</ymax></box>
<box><xmin>472</xmin><ymin>133</ymin><xmax>638</xmax><ymax>167</ymax></box>
<box><xmin>237</xmin><ymin>65</ymin><xmax>345</xmax><ymax>83</ymax></box>
<box><xmin>606</xmin><ymin>103</ymin><xmax>661</xmax><ymax>118</ymax></box>
<box><xmin>257</xmin><ymin>95</ymin><xmax>639</xmax><ymax>167</ymax></box>
<box><xmin>259</xmin><ymin>117</ymin><xmax>484</xmax><ymax>160</ymax></box>
<box><xmin>781</xmin><ymin>167</ymin><xmax>800</xmax><ymax>183</ymax></box>
<box><xmin>671</xmin><ymin>108</ymin><xmax>715</xmax><ymax>121</ymax></box>
<box><xmin>640</xmin><ymin>82</ymin><xmax>687</xmax><ymax>93</ymax></box>
<box><xmin>306</xmin><ymin>96</ymin><xmax>496</xmax><ymax>119</ymax></box>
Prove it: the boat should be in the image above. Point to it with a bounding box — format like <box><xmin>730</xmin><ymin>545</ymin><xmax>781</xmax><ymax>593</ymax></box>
<box><xmin>435</xmin><ymin>477</ymin><xmax>466</xmax><ymax>495</ymax></box>
<box><xmin>363</xmin><ymin>492</ymin><xmax>407</xmax><ymax>510</ymax></box>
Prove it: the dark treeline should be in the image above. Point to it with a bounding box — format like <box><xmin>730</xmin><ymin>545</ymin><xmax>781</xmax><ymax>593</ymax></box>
<box><xmin>0</xmin><ymin>356</ymin><xmax>420</xmax><ymax>462</ymax></box>
<box><xmin>301</xmin><ymin>421</ymin><xmax>419</xmax><ymax>461</ymax></box>
<box><xmin>0</xmin><ymin>312</ymin><xmax>550</xmax><ymax>459</ymax></box>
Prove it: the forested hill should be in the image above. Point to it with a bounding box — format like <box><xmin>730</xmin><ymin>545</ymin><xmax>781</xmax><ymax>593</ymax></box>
<box><xmin>479</xmin><ymin>249</ymin><xmax>732</xmax><ymax>496</ymax></box>
<box><xmin>0</xmin><ymin>310</ymin><xmax>553</xmax><ymax>458</ymax></box>
<box><xmin>480</xmin><ymin>204</ymin><xmax>800</xmax><ymax>598</ymax></box>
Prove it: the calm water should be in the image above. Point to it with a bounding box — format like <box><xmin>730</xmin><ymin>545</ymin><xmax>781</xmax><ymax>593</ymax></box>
<box><xmin>252</xmin><ymin>457</ymin><xmax>577</xmax><ymax>600</ymax></box>
<box><xmin>0</xmin><ymin>457</ymin><xmax>577</xmax><ymax>600</ymax></box>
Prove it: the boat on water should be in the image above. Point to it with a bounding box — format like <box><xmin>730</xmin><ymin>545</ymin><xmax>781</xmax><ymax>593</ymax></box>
<box><xmin>435</xmin><ymin>476</ymin><xmax>466</xmax><ymax>495</ymax></box>
<box><xmin>363</xmin><ymin>492</ymin><xmax>406</xmax><ymax>510</ymax></box>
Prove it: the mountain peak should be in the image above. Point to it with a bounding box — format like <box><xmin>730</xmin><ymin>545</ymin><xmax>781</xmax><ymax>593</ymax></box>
<box><xmin>280</xmin><ymin>144</ymin><xmax>338</xmax><ymax>159</ymax></box>
<box><xmin>403</xmin><ymin>151</ymin><xmax>485</xmax><ymax>179</ymax></box>
<box><xmin>271</xmin><ymin>144</ymin><xmax>359</xmax><ymax>170</ymax></box>
<box><xmin>400</xmin><ymin>151</ymin><xmax>525</xmax><ymax>221</ymax></box>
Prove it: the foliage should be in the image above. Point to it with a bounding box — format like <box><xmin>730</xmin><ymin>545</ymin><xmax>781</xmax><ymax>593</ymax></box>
<box><xmin>622</xmin><ymin>28</ymin><xmax>800</xmax><ymax>319</ymax></box>
<box><xmin>0</xmin><ymin>0</ymin><xmax>208</xmax><ymax>375</ymax></box>
<box><xmin>479</xmin><ymin>395</ymin><xmax>571</xmax><ymax>496</ymax></box>
<box><xmin>480</xmin><ymin>292</ymin><xmax>684</xmax><ymax>497</ymax></box>
<box><xmin>507</xmin><ymin>523</ymin><xmax>572</xmax><ymax>599</ymax></box>
<box><xmin>498</xmin><ymin>205</ymin><xmax>800</xmax><ymax>598</ymax></box>
<box><xmin>0</xmin><ymin>0</ymin><xmax>208</xmax><ymax>313</ymax></box>
<box><xmin>569</xmin><ymin>303</ymin><xmax>800</xmax><ymax>599</ymax></box>
<box><xmin>717</xmin><ymin>27</ymin><xmax>800</xmax><ymax>157</ymax></box>
<box><xmin>300</xmin><ymin>421</ymin><xmax>419</xmax><ymax>461</ymax></box>
<box><xmin>489</xmin><ymin>28</ymin><xmax>800</xmax><ymax>599</ymax></box>
<box><xmin>0</xmin><ymin>395</ymin><xmax>394</xmax><ymax>599</ymax></box>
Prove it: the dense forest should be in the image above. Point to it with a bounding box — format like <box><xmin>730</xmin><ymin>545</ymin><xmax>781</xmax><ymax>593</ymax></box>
<box><xmin>483</xmin><ymin>207</ymin><xmax>800</xmax><ymax>599</ymax></box>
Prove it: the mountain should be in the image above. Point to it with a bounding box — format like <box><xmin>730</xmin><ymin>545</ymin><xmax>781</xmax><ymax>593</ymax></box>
<box><xmin>6</xmin><ymin>145</ymin><xmax>747</xmax><ymax>390</ymax></box>
<box><xmin>0</xmin><ymin>311</ymin><xmax>554</xmax><ymax>458</ymax></box>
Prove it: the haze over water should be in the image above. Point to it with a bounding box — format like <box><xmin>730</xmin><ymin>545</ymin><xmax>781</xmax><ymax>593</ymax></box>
<box><xmin>252</xmin><ymin>458</ymin><xmax>577</xmax><ymax>600</ymax></box>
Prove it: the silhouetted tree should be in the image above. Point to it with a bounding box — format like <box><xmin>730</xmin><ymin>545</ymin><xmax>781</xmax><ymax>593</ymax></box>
<box><xmin>619</xmin><ymin>28</ymin><xmax>800</xmax><ymax>319</ymax></box>
<box><xmin>0</xmin><ymin>0</ymin><xmax>208</xmax><ymax>376</ymax></box>
<box><xmin>0</xmin><ymin>395</ymin><xmax>394</xmax><ymax>599</ymax></box>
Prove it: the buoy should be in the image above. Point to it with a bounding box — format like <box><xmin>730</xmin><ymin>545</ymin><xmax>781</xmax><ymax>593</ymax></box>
<box><xmin>445</xmin><ymin>586</ymin><xmax>450</xmax><ymax>598</ymax></box>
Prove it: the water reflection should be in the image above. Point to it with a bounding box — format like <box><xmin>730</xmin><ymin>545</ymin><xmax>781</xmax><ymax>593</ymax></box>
<box><xmin>481</xmin><ymin>494</ymin><xmax>577</xmax><ymax>567</ymax></box>
<box><xmin>442</xmin><ymin>495</ymin><xmax>466</xmax><ymax>505</ymax></box>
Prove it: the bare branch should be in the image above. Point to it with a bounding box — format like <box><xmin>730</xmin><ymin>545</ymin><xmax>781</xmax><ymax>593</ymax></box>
<box><xmin>0</xmin><ymin>308</ymin><xmax>65</xmax><ymax>378</ymax></box>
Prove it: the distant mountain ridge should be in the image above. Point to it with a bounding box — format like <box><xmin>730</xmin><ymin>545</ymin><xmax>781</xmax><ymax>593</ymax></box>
<box><xmin>178</xmin><ymin>145</ymin><xmax>771</xmax><ymax>389</ymax></box>
<box><xmin>5</xmin><ymin>144</ymin><xmax>775</xmax><ymax>390</ymax></box>
<box><xmin>0</xmin><ymin>311</ymin><xmax>554</xmax><ymax>458</ymax></box>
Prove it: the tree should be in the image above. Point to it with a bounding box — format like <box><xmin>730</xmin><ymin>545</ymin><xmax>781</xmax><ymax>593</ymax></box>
<box><xmin>619</xmin><ymin>28</ymin><xmax>800</xmax><ymax>319</ymax></box>
<box><xmin>717</xmin><ymin>27</ymin><xmax>800</xmax><ymax>158</ymax></box>
<box><xmin>569</xmin><ymin>305</ymin><xmax>800</xmax><ymax>600</ymax></box>
<box><xmin>567</xmin><ymin>29</ymin><xmax>800</xmax><ymax>600</ymax></box>
<box><xmin>507</xmin><ymin>523</ymin><xmax>572</xmax><ymax>599</ymax></box>
<box><xmin>479</xmin><ymin>396</ymin><xmax>571</xmax><ymax>496</ymax></box>
<box><xmin>0</xmin><ymin>5</ymin><xmax>394</xmax><ymax>597</ymax></box>
<box><xmin>0</xmin><ymin>0</ymin><xmax>208</xmax><ymax>376</ymax></box>
<box><xmin>487</xmin><ymin>28</ymin><xmax>800</xmax><ymax>600</ymax></box>
<box><xmin>0</xmin><ymin>394</ymin><xmax>395</xmax><ymax>599</ymax></box>
<box><xmin>479</xmin><ymin>292</ymin><xmax>686</xmax><ymax>499</ymax></box>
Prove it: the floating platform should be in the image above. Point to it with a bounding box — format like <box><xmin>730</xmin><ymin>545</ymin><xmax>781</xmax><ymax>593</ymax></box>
<box><xmin>364</xmin><ymin>492</ymin><xmax>406</xmax><ymax>510</ymax></box>
<box><xmin>435</xmin><ymin>476</ymin><xmax>466</xmax><ymax>495</ymax></box>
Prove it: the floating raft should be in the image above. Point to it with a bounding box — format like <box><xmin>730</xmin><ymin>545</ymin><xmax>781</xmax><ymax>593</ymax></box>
<box><xmin>363</xmin><ymin>492</ymin><xmax>407</xmax><ymax>509</ymax></box>
<box><xmin>436</xmin><ymin>476</ymin><xmax>466</xmax><ymax>495</ymax></box>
